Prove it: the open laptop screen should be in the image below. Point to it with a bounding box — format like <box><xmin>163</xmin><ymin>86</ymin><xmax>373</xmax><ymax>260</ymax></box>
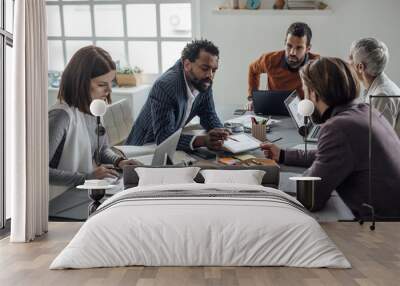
<box><xmin>252</xmin><ymin>90</ymin><xmax>293</xmax><ymax>116</ymax></box>
<box><xmin>284</xmin><ymin>91</ymin><xmax>305</xmax><ymax>128</ymax></box>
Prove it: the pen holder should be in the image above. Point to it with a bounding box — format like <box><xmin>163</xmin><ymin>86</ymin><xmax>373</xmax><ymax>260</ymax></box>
<box><xmin>251</xmin><ymin>123</ymin><xmax>266</xmax><ymax>142</ymax></box>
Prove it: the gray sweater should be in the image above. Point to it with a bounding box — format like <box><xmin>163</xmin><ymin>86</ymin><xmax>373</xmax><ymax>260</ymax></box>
<box><xmin>49</xmin><ymin>109</ymin><xmax>121</xmax><ymax>187</ymax></box>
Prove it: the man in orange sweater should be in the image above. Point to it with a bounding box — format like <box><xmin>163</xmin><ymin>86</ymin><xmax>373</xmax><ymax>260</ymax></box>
<box><xmin>247</xmin><ymin>22</ymin><xmax>319</xmax><ymax>110</ymax></box>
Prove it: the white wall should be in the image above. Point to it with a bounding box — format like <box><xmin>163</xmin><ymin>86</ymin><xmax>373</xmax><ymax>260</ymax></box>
<box><xmin>199</xmin><ymin>0</ymin><xmax>400</xmax><ymax>109</ymax></box>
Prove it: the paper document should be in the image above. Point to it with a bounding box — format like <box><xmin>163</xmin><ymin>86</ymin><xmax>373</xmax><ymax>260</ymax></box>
<box><xmin>133</xmin><ymin>154</ymin><xmax>154</xmax><ymax>165</ymax></box>
<box><xmin>223</xmin><ymin>134</ymin><xmax>261</xmax><ymax>154</ymax></box>
<box><xmin>114</xmin><ymin>144</ymin><xmax>156</xmax><ymax>158</ymax></box>
<box><xmin>225</xmin><ymin>115</ymin><xmax>281</xmax><ymax>129</ymax></box>
<box><xmin>174</xmin><ymin>151</ymin><xmax>197</xmax><ymax>165</ymax></box>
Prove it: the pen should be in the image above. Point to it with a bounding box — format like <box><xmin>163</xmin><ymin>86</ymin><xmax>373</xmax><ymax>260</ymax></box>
<box><xmin>227</xmin><ymin>136</ymin><xmax>239</xmax><ymax>142</ymax></box>
<box><xmin>270</xmin><ymin>137</ymin><xmax>282</xmax><ymax>143</ymax></box>
<box><xmin>255</xmin><ymin>137</ymin><xmax>283</xmax><ymax>151</ymax></box>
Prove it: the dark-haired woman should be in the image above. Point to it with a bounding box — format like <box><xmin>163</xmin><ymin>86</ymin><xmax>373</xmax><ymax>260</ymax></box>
<box><xmin>49</xmin><ymin>46</ymin><xmax>137</xmax><ymax>199</ymax></box>
<box><xmin>261</xmin><ymin>57</ymin><xmax>400</xmax><ymax>218</ymax></box>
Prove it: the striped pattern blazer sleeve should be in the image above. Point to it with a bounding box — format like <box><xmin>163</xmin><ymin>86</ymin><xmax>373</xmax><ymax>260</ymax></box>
<box><xmin>149</xmin><ymin>83</ymin><xmax>181</xmax><ymax>146</ymax></box>
<box><xmin>149</xmin><ymin>79</ymin><xmax>198</xmax><ymax>152</ymax></box>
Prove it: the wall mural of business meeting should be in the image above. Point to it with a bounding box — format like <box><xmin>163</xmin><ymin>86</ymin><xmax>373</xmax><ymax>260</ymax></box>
<box><xmin>46</xmin><ymin>1</ymin><xmax>400</xmax><ymax>229</ymax></box>
<box><xmin>2</xmin><ymin>0</ymin><xmax>400</xmax><ymax>282</ymax></box>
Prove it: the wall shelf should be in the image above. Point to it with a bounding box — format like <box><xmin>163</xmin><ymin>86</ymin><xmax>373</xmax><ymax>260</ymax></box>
<box><xmin>212</xmin><ymin>8</ymin><xmax>332</xmax><ymax>16</ymax></box>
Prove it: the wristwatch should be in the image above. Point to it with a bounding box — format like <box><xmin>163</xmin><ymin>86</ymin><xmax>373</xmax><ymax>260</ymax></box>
<box><xmin>113</xmin><ymin>157</ymin><xmax>124</xmax><ymax>169</ymax></box>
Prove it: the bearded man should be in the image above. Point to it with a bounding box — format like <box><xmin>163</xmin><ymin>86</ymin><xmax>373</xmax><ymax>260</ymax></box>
<box><xmin>126</xmin><ymin>39</ymin><xmax>229</xmax><ymax>151</ymax></box>
<box><xmin>247</xmin><ymin>22</ymin><xmax>319</xmax><ymax>110</ymax></box>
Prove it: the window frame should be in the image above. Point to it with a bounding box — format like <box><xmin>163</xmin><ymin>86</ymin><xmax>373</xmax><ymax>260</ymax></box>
<box><xmin>0</xmin><ymin>0</ymin><xmax>14</xmax><ymax>230</ymax></box>
<box><xmin>46</xmin><ymin>0</ymin><xmax>198</xmax><ymax>76</ymax></box>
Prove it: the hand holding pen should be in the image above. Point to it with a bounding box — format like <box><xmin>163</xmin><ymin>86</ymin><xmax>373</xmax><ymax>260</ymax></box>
<box><xmin>259</xmin><ymin>137</ymin><xmax>282</xmax><ymax>162</ymax></box>
<box><xmin>203</xmin><ymin>128</ymin><xmax>232</xmax><ymax>150</ymax></box>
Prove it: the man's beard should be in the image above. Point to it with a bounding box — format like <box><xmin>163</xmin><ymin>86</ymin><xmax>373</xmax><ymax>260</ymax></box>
<box><xmin>285</xmin><ymin>55</ymin><xmax>305</xmax><ymax>69</ymax></box>
<box><xmin>311</xmin><ymin>109</ymin><xmax>327</xmax><ymax>125</ymax></box>
<box><xmin>188</xmin><ymin>72</ymin><xmax>212</xmax><ymax>93</ymax></box>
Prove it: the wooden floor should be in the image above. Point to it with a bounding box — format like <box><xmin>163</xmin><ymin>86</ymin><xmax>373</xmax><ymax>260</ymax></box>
<box><xmin>0</xmin><ymin>222</ymin><xmax>399</xmax><ymax>286</ymax></box>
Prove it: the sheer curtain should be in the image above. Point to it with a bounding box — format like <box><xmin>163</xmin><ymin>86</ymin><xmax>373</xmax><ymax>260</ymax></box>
<box><xmin>7</xmin><ymin>0</ymin><xmax>49</xmax><ymax>242</ymax></box>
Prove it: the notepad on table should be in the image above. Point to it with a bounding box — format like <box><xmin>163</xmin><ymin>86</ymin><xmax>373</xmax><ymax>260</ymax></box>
<box><xmin>223</xmin><ymin>134</ymin><xmax>261</xmax><ymax>154</ymax></box>
<box><xmin>233</xmin><ymin>154</ymin><xmax>256</xmax><ymax>161</ymax></box>
<box><xmin>218</xmin><ymin>157</ymin><xmax>240</xmax><ymax>166</ymax></box>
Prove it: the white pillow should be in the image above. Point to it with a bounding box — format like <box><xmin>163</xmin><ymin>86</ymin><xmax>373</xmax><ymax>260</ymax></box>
<box><xmin>136</xmin><ymin>167</ymin><xmax>201</xmax><ymax>186</ymax></box>
<box><xmin>200</xmin><ymin>169</ymin><xmax>266</xmax><ymax>185</ymax></box>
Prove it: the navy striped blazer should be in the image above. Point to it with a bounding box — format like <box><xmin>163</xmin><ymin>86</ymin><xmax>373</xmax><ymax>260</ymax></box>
<box><xmin>125</xmin><ymin>60</ymin><xmax>223</xmax><ymax>151</ymax></box>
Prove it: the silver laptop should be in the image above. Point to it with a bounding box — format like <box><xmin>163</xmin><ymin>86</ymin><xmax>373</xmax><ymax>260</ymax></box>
<box><xmin>284</xmin><ymin>92</ymin><xmax>320</xmax><ymax>143</ymax></box>
<box><xmin>133</xmin><ymin>128</ymin><xmax>182</xmax><ymax>166</ymax></box>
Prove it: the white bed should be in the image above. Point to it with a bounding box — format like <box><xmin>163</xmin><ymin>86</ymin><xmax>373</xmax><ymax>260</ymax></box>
<box><xmin>50</xmin><ymin>183</ymin><xmax>350</xmax><ymax>269</ymax></box>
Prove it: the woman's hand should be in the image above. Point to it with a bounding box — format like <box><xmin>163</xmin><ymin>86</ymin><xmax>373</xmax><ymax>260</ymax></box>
<box><xmin>260</xmin><ymin>142</ymin><xmax>281</xmax><ymax>162</ymax></box>
<box><xmin>117</xmin><ymin>159</ymin><xmax>140</xmax><ymax>169</ymax></box>
<box><xmin>91</xmin><ymin>166</ymin><xmax>119</xmax><ymax>179</ymax></box>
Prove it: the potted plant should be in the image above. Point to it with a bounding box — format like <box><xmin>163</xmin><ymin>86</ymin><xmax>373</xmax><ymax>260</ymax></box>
<box><xmin>116</xmin><ymin>66</ymin><xmax>136</xmax><ymax>87</ymax></box>
<box><xmin>132</xmin><ymin>66</ymin><xmax>143</xmax><ymax>85</ymax></box>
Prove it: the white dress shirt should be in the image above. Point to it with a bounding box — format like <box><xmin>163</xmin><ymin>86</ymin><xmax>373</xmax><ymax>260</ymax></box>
<box><xmin>183</xmin><ymin>72</ymin><xmax>200</xmax><ymax>149</ymax></box>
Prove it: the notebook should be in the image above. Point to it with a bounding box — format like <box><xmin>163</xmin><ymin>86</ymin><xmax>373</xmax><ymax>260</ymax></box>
<box><xmin>223</xmin><ymin>134</ymin><xmax>261</xmax><ymax>154</ymax></box>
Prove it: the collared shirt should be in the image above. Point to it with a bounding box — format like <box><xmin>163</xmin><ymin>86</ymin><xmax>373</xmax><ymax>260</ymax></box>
<box><xmin>364</xmin><ymin>73</ymin><xmax>400</xmax><ymax>136</ymax></box>
<box><xmin>183</xmin><ymin>71</ymin><xmax>200</xmax><ymax>149</ymax></box>
<box><xmin>248</xmin><ymin>50</ymin><xmax>319</xmax><ymax>100</ymax></box>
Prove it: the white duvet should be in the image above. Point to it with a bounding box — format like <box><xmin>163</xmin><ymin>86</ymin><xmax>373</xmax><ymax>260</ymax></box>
<box><xmin>50</xmin><ymin>183</ymin><xmax>350</xmax><ymax>269</ymax></box>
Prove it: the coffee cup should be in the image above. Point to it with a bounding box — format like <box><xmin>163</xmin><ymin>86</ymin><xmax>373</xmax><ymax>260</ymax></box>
<box><xmin>289</xmin><ymin>176</ymin><xmax>321</xmax><ymax>210</ymax></box>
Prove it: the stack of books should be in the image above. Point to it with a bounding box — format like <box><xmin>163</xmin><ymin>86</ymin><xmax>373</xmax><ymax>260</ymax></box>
<box><xmin>287</xmin><ymin>0</ymin><xmax>319</xmax><ymax>10</ymax></box>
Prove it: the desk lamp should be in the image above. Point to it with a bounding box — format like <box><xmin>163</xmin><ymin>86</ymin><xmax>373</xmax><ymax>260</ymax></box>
<box><xmin>297</xmin><ymin>99</ymin><xmax>314</xmax><ymax>161</ymax></box>
<box><xmin>290</xmin><ymin>99</ymin><xmax>320</xmax><ymax>211</ymax></box>
<box><xmin>90</xmin><ymin>99</ymin><xmax>107</xmax><ymax>166</ymax></box>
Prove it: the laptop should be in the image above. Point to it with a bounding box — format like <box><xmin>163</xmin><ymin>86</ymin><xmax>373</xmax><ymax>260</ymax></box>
<box><xmin>284</xmin><ymin>91</ymin><xmax>320</xmax><ymax>143</ymax></box>
<box><xmin>133</xmin><ymin>128</ymin><xmax>182</xmax><ymax>166</ymax></box>
<box><xmin>252</xmin><ymin>90</ymin><xmax>293</xmax><ymax>116</ymax></box>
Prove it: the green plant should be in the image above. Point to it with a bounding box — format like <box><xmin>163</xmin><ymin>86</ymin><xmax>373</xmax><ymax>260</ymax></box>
<box><xmin>133</xmin><ymin>66</ymin><xmax>143</xmax><ymax>74</ymax></box>
<box><xmin>117</xmin><ymin>65</ymin><xmax>142</xmax><ymax>75</ymax></box>
<box><xmin>117</xmin><ymin>66</ymin><xmax>134</xmax><ymax>75</ymax></box>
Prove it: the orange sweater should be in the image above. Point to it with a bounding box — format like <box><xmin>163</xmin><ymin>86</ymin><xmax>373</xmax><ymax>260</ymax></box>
<box><xmin>248</xmin><ymin>50</ymin><xmax>319</xmax><ymax>99</ymax></box>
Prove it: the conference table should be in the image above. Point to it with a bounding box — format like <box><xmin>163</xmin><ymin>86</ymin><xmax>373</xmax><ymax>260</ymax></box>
<box><xmin>49</xmin><ymin>114</ymin><xmax>354</xmax><ymax>222</ymax></box>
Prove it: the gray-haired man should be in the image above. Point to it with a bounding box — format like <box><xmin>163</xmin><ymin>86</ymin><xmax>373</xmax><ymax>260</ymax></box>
<box><xmin>349</xmin><ymin>37</ymin><xmax>400</xmax><ymax>137</ymax></box>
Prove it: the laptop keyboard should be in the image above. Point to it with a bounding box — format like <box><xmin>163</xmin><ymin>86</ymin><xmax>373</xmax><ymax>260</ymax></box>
<box><xmin>309</xmin><ymin>125</ymin><xmax>321</xmax><ymax>139</ymax></box>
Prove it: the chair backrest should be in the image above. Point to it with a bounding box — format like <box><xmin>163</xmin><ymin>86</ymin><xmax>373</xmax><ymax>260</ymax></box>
<box><xmin>102</xmin><ymin>99</ymin><xmax>133</xmax><ymax>146</ymax></box>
